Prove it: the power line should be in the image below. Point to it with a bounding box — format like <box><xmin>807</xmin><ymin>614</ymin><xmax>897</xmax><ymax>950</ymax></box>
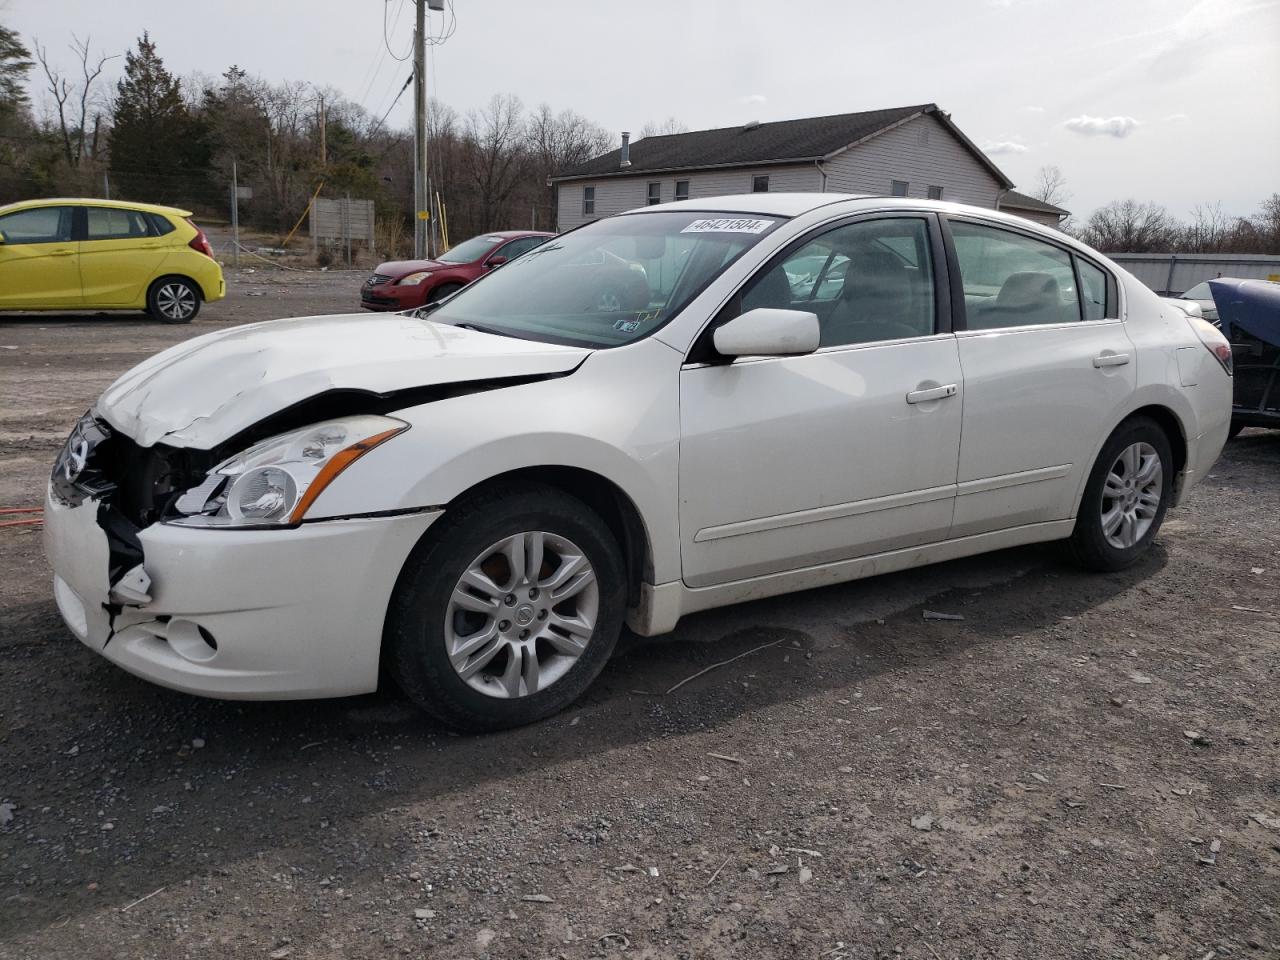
<box><xmin>383</xmin><ymin>0</ymin><xmax>413</xmax><ymax>61</ymax></box>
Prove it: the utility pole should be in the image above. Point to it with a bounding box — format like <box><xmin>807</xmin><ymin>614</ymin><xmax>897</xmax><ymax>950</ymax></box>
<box><xmin>318</xmin><ymin>94</ymin><xmax>326</xmax><ymax>167</ymax></box>
<box><xmin>413</xmin><ymin>0</ymin><xmax>428</xmax><ymax>259</ymax></box>
<box><xmin>231</xmin><ymin>159</ymin><xmax>240</xmax><ymax>270</ymax></box>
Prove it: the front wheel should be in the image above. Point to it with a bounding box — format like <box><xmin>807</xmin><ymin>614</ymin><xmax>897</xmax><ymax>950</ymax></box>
<box><xmin>426</xmin><ymin>282</ymin><xmax>464</xmax><ymax>304</ymax></box>
<box><xmin>1068</xmin><ymin>417</ymin><xmax>1173</xmax><ymax>571</ymax></box>
<box><xmin>385</xmin><ymin>483</ymin><xmax>626</xmax><ymax>731</ymax></box>
<box><xmin>147</xmin><ymin>277</ymin><xmax>201</xmax><ymax>323</ymax></box>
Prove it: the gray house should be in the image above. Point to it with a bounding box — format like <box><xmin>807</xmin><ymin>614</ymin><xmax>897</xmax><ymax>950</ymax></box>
<box><xmin>551</xmin><ymin>103</ymin><xmax>1018</xmax><ymax>231</ymax></box>
<box><xmin>997</xmin><ymin>190</ymin><xmax>1071</xmax><ymax>228</ymax></box>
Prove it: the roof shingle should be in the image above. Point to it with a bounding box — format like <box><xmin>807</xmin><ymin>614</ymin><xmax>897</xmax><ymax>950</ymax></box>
<box><xmin>554</xmin><ymin>104</ymin><xmax>937</xmax><ymax>180</ymax></box>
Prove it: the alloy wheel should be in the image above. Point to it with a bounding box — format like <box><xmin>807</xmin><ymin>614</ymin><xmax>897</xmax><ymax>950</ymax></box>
<box><xmin>445</xmin><ymin>531</ymin><xmax>599</xmax><ymax>699</ymax></box>
<box><xmin>156</xmin><ymin>282</ymin><xmax>196</xmax><ymax>321</ymax></box>
<box><xmin>1101</xmin><ymin>441</ymin><xmax>1162</xmax><ymax>549</ymax></box>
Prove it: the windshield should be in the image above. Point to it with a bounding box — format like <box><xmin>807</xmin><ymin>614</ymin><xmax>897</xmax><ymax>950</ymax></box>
<box><xmin>426</xmin><ymin>210</ymin><xmax>785</xmax><ymax>347</ymax></box>
<box><xmin>1182</xmin><ymin>281</ymin><xmax>1211</xmax><ymax>300</ymax></box>
<box><xmin>438</xmin><ymin>234</ymin><xmax>506</xmax><ymax>263</ymax></box>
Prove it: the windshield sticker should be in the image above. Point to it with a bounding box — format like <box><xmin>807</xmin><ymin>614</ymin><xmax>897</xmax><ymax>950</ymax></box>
<box><xmin>680</xmin><ymin>218</ymin><xmax>776</xmax><ymax>235</ymax></box>
<box><xmin>613</xmin><ymin>318</ymin><xmax>641</xmax><ymax>333</ymax></box>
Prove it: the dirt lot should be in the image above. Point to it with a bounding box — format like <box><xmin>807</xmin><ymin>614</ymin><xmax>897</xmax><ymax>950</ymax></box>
<box><xmin>1</xmin><ymin>270</ymin><xmax>1278</xmax><ymax>959</ymax></box>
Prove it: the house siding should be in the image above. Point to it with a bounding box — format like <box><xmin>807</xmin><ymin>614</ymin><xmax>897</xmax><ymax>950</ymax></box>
<box><xmin>821</xmin><ymin>114</ymin><xmax>1003</xmax><ymax>208</ymax></box>
<box><xmin>555</xmin><ymin>164</ymin><xmax>820</xmax><ymax>231</ymax></box>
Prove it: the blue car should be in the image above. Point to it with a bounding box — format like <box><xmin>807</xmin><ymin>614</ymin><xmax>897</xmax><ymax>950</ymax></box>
<box><xmin>1210</xmin><ymin>278</ymin><xmax>1280</xmax><ymax>436</ymax></box>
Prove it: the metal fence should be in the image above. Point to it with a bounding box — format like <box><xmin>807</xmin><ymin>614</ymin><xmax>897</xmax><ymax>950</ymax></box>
<box><xmin>1107</xmin><ymin>253</ymin><xmax>1280</xmax><ymax>296</ymax></box>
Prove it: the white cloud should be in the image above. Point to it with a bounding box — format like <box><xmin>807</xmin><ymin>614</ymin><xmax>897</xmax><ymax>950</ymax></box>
<box><xmin>982</xmin><ymin>140</ymin><xmax>1029</xmax><ymax>155</ymax></box>
<box><xmin>739</xmin><ymin>93</ymin><xmax>767</xmax><ymax>106</ymax></box>
<box><xmin>1063</xmin><ymin>114</ymin><xmax>1142</xmax><ymax>138</ymax></box>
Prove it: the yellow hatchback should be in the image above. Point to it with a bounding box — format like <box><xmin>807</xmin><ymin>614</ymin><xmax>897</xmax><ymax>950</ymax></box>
<box><xmin>0</xmin><ymin>198</ymin><xmax>225</xmax><ymax>323</ymax></box>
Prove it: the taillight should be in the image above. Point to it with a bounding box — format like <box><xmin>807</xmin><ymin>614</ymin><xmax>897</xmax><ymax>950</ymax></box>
<box><xmin>186</xmin><ymin>219</ymin><xmax>214</xmax><ymax>259</ymax></box>
<box><xmin>1188</xmin><ymin>315</ymin><xmax>1233</xmax><ymax>376</ymax></box>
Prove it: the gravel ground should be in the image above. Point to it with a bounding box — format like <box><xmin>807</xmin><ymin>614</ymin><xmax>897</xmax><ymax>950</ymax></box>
<box><xmin>1</xmin><ymin>270</ymin><xmax>1278</xmax><ymax>959</ymax></box>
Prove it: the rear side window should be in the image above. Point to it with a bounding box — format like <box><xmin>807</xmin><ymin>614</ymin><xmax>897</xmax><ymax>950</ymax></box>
<box><xmin>86</xmin><ymin>207</ymin><xmax>152</xmax><ymax>240</ymax></box>
<box><xmin>951</xmin><ymin>221</ymin><xmax>1080</xmax><ymax>329</ymax></box>
<box><xmin>0</xmin><ymin>206</ymin><xmax>73</xmax><ymax>244</ymax></box>
<box><xmin>145</xmin><ymin>212</ymin><xmax>176</xmax><ymax>236</ymax></box>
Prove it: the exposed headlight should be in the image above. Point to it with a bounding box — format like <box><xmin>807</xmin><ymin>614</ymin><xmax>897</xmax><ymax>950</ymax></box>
<box><xmin>397</xmin><ymin>271</ymin><xmax>432</xmax><ymax>285</ymax></box>
<box><xmin>169</xmin><ymin>415</ymin><xmax>408</xmax><ymax>528</ymax></box>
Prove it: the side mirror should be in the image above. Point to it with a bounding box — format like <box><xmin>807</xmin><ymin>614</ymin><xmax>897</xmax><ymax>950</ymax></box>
<box><xmin>486</xmin><ymin>254</ymin><xmax>507</xmax><ymax>267</ymax></box>
<box><xmin>713</xmin><ymin>307</ymin><xmax>820</xmax><ymax>358</ymax></box>
<box><xmin>0</xmin><ymin>231</ymin><xmax>7</xmax><ymax>245</ymax></box>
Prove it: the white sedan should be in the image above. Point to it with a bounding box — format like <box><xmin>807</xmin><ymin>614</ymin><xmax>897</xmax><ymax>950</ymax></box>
<box><xmin>45</xmin><ymin>194</ymin><xmax>1234</xmax><ymax>730</ymax></box>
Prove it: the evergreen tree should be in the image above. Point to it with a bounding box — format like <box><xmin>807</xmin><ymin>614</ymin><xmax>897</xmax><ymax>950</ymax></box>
<box><xmin>0</xmin><ymin>22</ymin><xmax>32</xmax><ymax>122</ymax></box>
<box><xmin>109</xmin><ymin>32</ymin><xmax>211</xmax><ymax>204</ymax></box>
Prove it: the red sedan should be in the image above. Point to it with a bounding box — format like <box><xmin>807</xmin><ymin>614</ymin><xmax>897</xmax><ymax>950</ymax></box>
<box><xmin>361</xmin><ymin>230</ymin><xmax>554</xmax><ymax>311</ymax></box>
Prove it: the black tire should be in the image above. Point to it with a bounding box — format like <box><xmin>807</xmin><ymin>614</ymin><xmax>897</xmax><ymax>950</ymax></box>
<box><xmin>146</xmin><ymin>276</ymin><xmax>201</xmax><ymax>324</ymax></box>
<box><xmin>1067</xmin><ymin>416</ymin><xmax>1173</xmax><ymax>572</ymax></box>
<box><xmin>1227</xmin><ymin>421</ymin><xmax>1245</xmax><ymax>440</ymax></box>
<box><xmin>385</xmin><ymin>482</ymin><xmax>626</xmax><ymax>732</ymax></box>
<box><xmin>426</xmin><ymin>282</ymin><xmax>464</xmax><ymax>304</ymax></box>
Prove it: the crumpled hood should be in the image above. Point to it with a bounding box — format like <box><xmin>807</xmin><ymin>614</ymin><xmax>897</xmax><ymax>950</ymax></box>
<box><xmin>98</xmin><ymin>312</ymin><xmax>590</xmax><ymax>449</ymax></box>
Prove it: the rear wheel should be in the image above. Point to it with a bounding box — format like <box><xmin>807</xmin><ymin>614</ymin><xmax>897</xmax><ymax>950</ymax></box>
<box><xmin>1068</xmin><ymin>417</ymin><xmax>1173</xmax><ymax>571</ymax></box>
<box><xmin>385</xmin><ymin>483</ymin><xmax>626</xmax><ymax>731</ymax></box>
<box><xmin>147</xmin><ymin>277</ymin><xmax>201</xmax><ymax>323</ymax></box>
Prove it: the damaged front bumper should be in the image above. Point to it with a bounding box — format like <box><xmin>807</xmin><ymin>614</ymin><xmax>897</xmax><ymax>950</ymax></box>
<box><xmin>44</xmin><ymin>482</ymin><xmax>441</xmax><ymax>701</ymax></box>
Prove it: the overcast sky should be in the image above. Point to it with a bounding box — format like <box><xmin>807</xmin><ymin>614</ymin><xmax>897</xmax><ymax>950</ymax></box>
<box><xmin>8</xmin><ymin>0</ymin><xmax>1278</xmax><ymax>219</ymax></box>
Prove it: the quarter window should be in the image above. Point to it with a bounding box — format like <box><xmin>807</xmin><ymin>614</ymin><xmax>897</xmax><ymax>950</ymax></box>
<box><xmin>582</xmin><ymin>186</ymin><xmax>595</xmax><ymax>216</ymax></box>
<box><xmin>674</xmin><ymin>179</ymin><xmax>689</xmax><ymax>201</ymax></box>
<box><xmin>891</xmin><ymin>180</ymin><xmax>909</xmax><ymax>197</ymax></box>
<box><xmin>0</xmin><ymin>206</ymin><xmax>73</xmax><ymax>244</ymax></box>
<box><xmin>647</xmin><ymin>182</ymin><xmax>661</xmax><ymax>205</ymax></box>
<box><xmin>737</xmin><ymin>217</ymin><xmax>937</xmax><ymax>347</ymax></box>
<box><xmin>86</xmin><ymin>207</ymin><xmax>151</xmax><ymax>240</ymax></box>
<box><xmin>752</xmin><ymin>175</ymin><xmax>769</xmax><ymax>193</ymax></box>
<box><xmin>951</xmin><ymin>221</ymin><xmax>1081</xmax><ymax>329</ymax></box>
<box><xmin>1076</xmin><ymin>257</ymin><xmax>1110</xmax><ymax>320</ymax></box>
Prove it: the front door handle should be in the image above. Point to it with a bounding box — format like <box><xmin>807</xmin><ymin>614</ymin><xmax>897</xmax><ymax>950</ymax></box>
<box><xmin>49</xmin><ymin>248</ymin><xmax>76</xmax><ymax>257</ymax></box>
<box><xmin>1093</xmin><ymin>352</ymin><xmax>1131</xmax><ymax>368</ymax></box>
<box><xmin>906</xmin><ymin>383</ymin><xmax>958</xmax><ymax>404</ymax></box>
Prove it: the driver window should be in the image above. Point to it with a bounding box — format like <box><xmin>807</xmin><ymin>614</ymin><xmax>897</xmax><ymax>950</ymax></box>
<box><xmin>739</xmin><ymin>218</ymin><xmax>937</xmax><ymax>347</ymax></box>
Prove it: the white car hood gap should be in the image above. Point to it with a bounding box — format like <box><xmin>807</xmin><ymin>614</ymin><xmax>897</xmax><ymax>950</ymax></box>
<box><xmin>98</xmin><ymin>313</ymin><xmax>591</xmax><ymax>448</ymax></box>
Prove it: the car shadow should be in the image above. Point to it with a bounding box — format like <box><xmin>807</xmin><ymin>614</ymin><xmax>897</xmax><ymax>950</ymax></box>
<box><xmin>0</xmin><ymin>539</ymin><xmax>1168</xmax><ymax>936</ymax></box>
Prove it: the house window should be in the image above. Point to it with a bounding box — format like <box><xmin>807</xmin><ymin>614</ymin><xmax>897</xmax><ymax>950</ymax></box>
<box><xmin>752</xmin><ymin>175</ymin><xmax>769</xmax><ymax>193</ymax></box>
<box><xmin>890</xmin><ymin>180</ymin><xmax>909</xmax><ymax>197</ymax></box>
<box><xmin>647</xmin><ymin>182</ymin><xmax>661</xmax><ymax>205</ymax></box>
<box><xmin>674</xmin><ymin>180</ymin><xmax>689</xmax><ymax>201</ymax></box>
<box><xmin>927</xmin><ymin>185</ymin><xmax>943</xmax><ymax>200</ymax></box>
<box><xmin>582</xmin><ymin>186</ymin><xmax>595</xmax><ymax>215</ymax></box>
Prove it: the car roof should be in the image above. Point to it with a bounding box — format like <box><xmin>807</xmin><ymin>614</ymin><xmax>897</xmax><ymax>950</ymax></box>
<box><xmin>0</xmin><ymin>197</ymin><xmax>194</xmax><ymax>218</ymax></box>
<box><xmin>621</xmin><ymin>192</ymin><xmax>1102</xmax><ymax>255</ymax></box>
<box><xmin>482</xmin><ymin>230</ymin><xmax>556</xmax><ymax>239</ymax></box>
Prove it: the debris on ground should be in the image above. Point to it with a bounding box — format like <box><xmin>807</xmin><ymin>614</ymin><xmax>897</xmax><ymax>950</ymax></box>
<box><xmin>922</xmin><ymin>610</ymin><xmax>965</xmax><ymax>621</ymax></box>
<box><xmin>911</xmin><ymin>814</ymin><xmax>935</xmax><ymax>831</ymax></box>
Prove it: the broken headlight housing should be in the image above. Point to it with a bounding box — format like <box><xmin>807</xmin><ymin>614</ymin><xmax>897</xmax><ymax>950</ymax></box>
<box><xmin>168</xmin><ymin>416</ymin><xmax>408</xmax><ymax>528</ymax></box>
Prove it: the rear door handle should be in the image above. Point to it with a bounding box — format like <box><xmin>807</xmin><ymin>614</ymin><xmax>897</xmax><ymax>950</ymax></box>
<box><xmin>49</xmin><ymin>248</ymin><xmax>75</xmax><ymax>257</ymax></box>
<box><xmin>1093</xmin><ymin>352</ymin><xmax>1131</xmax><ymax>368</ymax></box>
<box><xmin>906</xmin><ymin>383</ymin><xmax>958</xmax><ymax>404</ymax></box>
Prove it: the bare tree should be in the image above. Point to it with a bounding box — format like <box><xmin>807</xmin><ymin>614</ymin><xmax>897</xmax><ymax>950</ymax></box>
<box><xmin>527</xmin><ymin>103</ymin><xmax>611</xmax><ymax>225</ymax></box>
<box><xmin>1031</xmin><ymin>164</ymin><xmax>1070</xmax><ymax>207</ymax></box>
<box><xmin>34</xmin><ymin>34</ymin><xmax>114</xmax><ymax>167</ymax></box>
<box><xmin>1080</xmin><ymin>199</ymin><xmax>1176</xmax><ymax>252</ymax></box>
<box><xmin>462</xmin><ymin>93</ymin><xmax>527</xmax><ymax>232</ymax></box>
<box><xmin>1181</xmin><ymin>202</ymin><xmax>1234</xmax><ymax>253</ymax></box>
<box><xmin>638</xmin><ymin>116</ymin><xmax>688</xmax><ymax>139</ymax></box>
